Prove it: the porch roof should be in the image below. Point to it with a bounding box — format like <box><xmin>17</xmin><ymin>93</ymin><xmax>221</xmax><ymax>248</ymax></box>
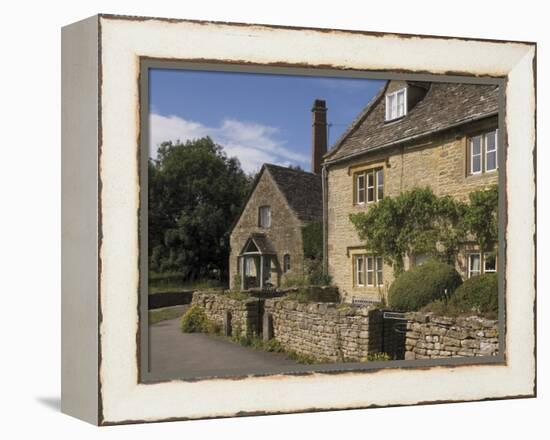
<box><xmin>240</xmin><ymin>233</ymin><xmax>276</xmax><ymax>255</ymax></box>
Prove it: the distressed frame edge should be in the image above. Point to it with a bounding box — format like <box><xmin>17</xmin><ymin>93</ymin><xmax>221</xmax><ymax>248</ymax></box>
<box><xmin>60</xmin><ymin>14</ymin><xmax>101</xmax><ymax>425</ymax></box>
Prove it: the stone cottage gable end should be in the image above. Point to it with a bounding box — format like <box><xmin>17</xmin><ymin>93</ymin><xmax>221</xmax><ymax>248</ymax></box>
<box><xmin>229</xmin><ymin>164</ymin><xmax>322</xmax><ymax>290</ymax></box>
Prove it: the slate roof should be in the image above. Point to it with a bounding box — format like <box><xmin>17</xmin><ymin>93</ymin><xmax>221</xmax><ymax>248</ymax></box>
<box><xmin>265</xmin><ymin>164</ymin><xmax>323</xmax><ymax>224</ymax></box>
<box><xmin>324</xmin><ymin>81</ymin><xmax>499</xmax><ymax>163</ymax></box>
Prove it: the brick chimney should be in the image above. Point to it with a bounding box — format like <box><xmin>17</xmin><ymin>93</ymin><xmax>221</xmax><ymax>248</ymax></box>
<box><xmin>311</xmin><ymin>99</ymin><xmax>327</xmax><ymax>174</ymax></box>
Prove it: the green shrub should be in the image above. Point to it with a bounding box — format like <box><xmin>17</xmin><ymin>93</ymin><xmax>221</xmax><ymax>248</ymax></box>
<box><xmin>304</xmin><ymin>257</ymin><xmax>332</xmax><ymax>286</ymax></box>
<box><xmin>224</xmin><ymin>291</ymin><xmax>250</xmax><ymax>300</ymax></box>
<box><xmin>232</xmin><ymin>274</ymin><xmax>242</xmax><ymax>291</ymax></box>
<box><xmin>206</xmin><ymin>320</ymin><xmax>221</xmax><ymax>335</ymax></box>
<box><xmin>287</xmin><ymin>350</ymin><xmax>316</xmax><ymax>364</ymax></box>
<box><xmin>388</xmin><ymin>260</ymin><xmax>462</xmax><ymax>311</ymax></box>
<box><xmin>419</xmin><ymin>298</ymin><xmax>460</xmax><ymax>316</ymax></box>
<box><xmin>180</xmin><ymin>304</ymin><xmax>209</xmax><ymax>333</ymax></box>
<box><xmin>366</xmin><ymin>352</ymin><xmax>392</xmax><ymax>362</ymax></box>
<box><xmin>447</xmin><ymin>273</ymin><xmax>498</xmax><ymax>318</ymax></box>
<box><xmin>264</xmin><ymin>339</ymin><xmax>284</xmax><ymax>353</ymax></box>
<box><xmin>281</xmin><ymin>273</ymin><xmax>308</xmax><ymax>288</ymax></box>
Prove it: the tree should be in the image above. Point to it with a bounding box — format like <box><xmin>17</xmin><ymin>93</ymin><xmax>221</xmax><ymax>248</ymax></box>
<box><xmin>350</xmin><ymin>187</ymin><xmax>467</xmax><ymax>273</ymax></box>
<box><xmin>349</xmin><ymin>186</ymin><xmax>498</xmax><ymax>274</ymax></box>
<box><xmin>149</xmin><ymin>137</ymin><xmax>252</xmax><ymax>281</ymax></box>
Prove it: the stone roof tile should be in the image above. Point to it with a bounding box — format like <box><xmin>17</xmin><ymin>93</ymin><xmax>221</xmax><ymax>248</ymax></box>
<box><xmin>325</xmin><ymin>81</ymin><xmax>499</xmax><ymax>163</ymax></box>
<box><xmin>265</xmin><ymin>164</ymin><xmax>323</xmax><ymax>224</ymax></box>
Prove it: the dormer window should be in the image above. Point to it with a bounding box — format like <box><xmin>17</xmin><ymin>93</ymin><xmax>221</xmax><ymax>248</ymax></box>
<box><xmin>385</xmin><ymin>88</ymin><xmax>407</xmax><ymax>121</ymax></box>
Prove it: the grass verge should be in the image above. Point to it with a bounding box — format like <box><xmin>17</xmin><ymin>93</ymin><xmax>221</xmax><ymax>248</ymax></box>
<box><xmin>149</xmin><ymin>306</ymin><xmax>187</xmax><ymax>325</ymax></box>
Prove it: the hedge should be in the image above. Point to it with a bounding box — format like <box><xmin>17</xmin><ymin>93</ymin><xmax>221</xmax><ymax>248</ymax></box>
<box><xmin>450</xmin><ymin>273</ymin><xmax>498</xmax><ymax>317</ymax></box>
<box><xmin>388</xmin><ymin>260</ymin><xmax>462</xmax><ymax>311</ymax></box>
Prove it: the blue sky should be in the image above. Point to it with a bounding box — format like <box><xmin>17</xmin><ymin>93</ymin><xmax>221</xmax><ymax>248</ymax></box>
<box><xmin>149</xmin><ymin>69</ymin><xmax>384</xmax><ymax>173</ymax></box>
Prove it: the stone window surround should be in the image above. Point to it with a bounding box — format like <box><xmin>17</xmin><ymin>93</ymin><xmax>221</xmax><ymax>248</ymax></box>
<box><xmin>353</xmin><ymin>253</ymin><xmax>383</xmax><ymax>287</ymax></box>
<box><xmin>467</xmin><ymin>128</ymin><xmax>498</xmax><ymax>176</ymax></box>
<box><xmin>283</xmin><ymin>254</ymin><xmax>290</xmax><ymax>273</ymax></box>
<box><xmin>353</xmin><ymin>166</ymin><xmax>384</xmax><ymax>205</ymax></box>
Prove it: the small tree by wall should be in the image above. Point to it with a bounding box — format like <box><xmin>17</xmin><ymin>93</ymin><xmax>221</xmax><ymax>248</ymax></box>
<box><xmin>301</xmin><ymin>222</ymin><xmax>331</xmax><ymax>285</ymax></box>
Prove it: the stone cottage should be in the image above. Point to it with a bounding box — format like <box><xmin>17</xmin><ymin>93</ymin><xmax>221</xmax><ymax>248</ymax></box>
<box><xmin>229</xmin><ymin>100</ymin><xmax>328</xmax><ymax>290</ymax></box>
<box><xmin>322</xmin><ymin>81</ymin><xmax>499</xmax><ymax>304</ymax></box>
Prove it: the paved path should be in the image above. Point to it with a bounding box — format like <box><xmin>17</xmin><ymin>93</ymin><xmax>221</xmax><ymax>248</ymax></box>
<box><xmin>149</xmin><ymin>317</ymin><xmax>298</xmax><ymax>376</ymax></box>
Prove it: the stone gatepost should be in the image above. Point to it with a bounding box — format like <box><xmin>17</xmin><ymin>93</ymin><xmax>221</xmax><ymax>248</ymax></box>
<box><xmin>223</xmin><ymin>311</ymin><xmax>232</xmax><ymax>337</ymax></box>
<box><xmin>263</xmin><ymin>312</ymin><xmax>273</xmax><ymax>341</ymax></box>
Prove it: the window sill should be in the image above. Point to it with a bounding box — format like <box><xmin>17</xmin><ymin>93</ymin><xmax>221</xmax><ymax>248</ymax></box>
<box><xmin>466</xmin><ymin>171</ymin><xmax>497</xmax><ymax>179</ymax></box>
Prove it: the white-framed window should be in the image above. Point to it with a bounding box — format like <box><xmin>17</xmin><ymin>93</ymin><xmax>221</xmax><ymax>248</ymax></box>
<box><xmin>470</xmin><ymin>135</ymin><xmax>482</xmax><ymax>174</ymax></box>
<box><xmin>469</xmin><ymin>129</ymin><xmax>498</xmax><ymax>175</ymax></box>
<box><xmin>355</xmin><ymin>255</ymin><xmax>365</xmax><ymax>286</ymax></box>
<box><xmin>258</xmin><ymin>205</ymin><xmax>271</xmax><ymax>228</ymax></box>
<box><xmin>483</xmin><ymin>253</ymin><xmax>497</xmax><ymax>274</ymax></box>
<box><xmin>385</xmin><ymin>88</ymin><xmax>407</xmax><ymax>121</ymax></box>
<box><xmin>355</xmin><ymin>254</ymin><xmax>383</xmax><ymax>287</ymax></box>
<box><xmin>283</xmin><ymin>254</ymin><xmax>291</xmax><ymax>273</ymax></box>
<box><xmin>485</xmin><ymin>130</ymin><xmax>498</xmax><ymax>172</ymax></box>
<box><xmin>376</xmin><ymin>169</ymin><xmax>384</xmax><ymax>201</ymax></box>
<box><xmin>355</xmin><ymin>168</ymin><xmax>383</xmax><ymax>205</ymax></box>
<box><xmin>245</xmin><ymin>257</ymin><xmax>256</xmax><ymax>277</ymax></box>
<box><xmin>366</xmin><ymin>171</ymin><xmax>375</xmax><ymax>203</ymax></box>
<box><xmin>376</xmin><ymin>256</ymin><xmax>384</xmax><ymax>286</ymax></box>
<box><xmin>468</xmin><ymin>253</ymin><xmax>482</xmax><ymax>278</ymax></box>
<box><xmin>366</xmin><ymin>256</ymin><xmax>374</xmax><ymax>286</ymax></box>
<box><xmin>468</xmin><ymin>252</ymin><xmax>497</xmax><ymax>278</ymax></box>
<box><xmin>356</xmin><ymin>173</ymin><xmax>365</xmax><ymax>204</ymax></box>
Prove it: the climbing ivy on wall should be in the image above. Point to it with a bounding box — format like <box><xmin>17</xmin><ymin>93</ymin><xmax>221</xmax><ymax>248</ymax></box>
<box><xmin>350</xmin><ymin>185</ymin><xmax>498</xmax><ymax>274</ymax></box>
<box><xmin>462</xmin><ymin>185</ymin><xmax>499</xmax><ymax>252</ymax></box>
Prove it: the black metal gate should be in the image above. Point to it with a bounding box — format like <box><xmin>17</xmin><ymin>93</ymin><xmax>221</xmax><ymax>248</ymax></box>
<box><xmin>381</xmin><ymin>311</ymin><xmax>407</xmax><ymax>360</ymax></box>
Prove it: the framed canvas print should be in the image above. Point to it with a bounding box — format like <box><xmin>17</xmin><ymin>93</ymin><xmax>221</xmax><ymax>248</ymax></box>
<box><xmin>61</xmin><ymin>14</ymin><xmax>536</xmax><ymax>425</ymax></box>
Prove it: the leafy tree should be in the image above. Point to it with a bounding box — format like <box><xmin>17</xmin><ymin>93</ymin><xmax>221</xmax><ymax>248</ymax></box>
<box><xmin>350</xmin><ymin>187</ymin><xmax>466</xmax><ymax>273</ymax></box>
<box><xmin>149</xmin><ymin>137</ymin><xmax>252</xmax><ymax>281</ymax></box>
<box><xmin>350</xmin><ymin>186</ymin><xmax>498</xmax><ymax>274</ymax></box>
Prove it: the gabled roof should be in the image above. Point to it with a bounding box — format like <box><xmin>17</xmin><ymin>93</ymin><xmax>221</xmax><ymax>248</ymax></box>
<box><xmin>324</xmin><ymin>81</ymin><xmax>499</xmax><ymax>163</ymax></box>
<box><xmin>264</xmin><ymin>164</ymin><xmax>323</xmax><ymax>223</ymax></box>
<box><xmin>240</xmin><ymin>233</ymin><xmax>276</xmax><ymax>255</ymax></box>
<box><xmin>230</xmin><ymin>164</ymin><xmax>323</xmax><ymax>236</ymax></box>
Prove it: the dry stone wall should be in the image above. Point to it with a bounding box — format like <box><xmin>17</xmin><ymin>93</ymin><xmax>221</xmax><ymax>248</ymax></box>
<box><xmin>264</xmin><ymin>298</ymin><xmax>383</xmax><ymax>362</ymax></box>
<box><xmin>404</xmin><ymin>312</ymin><xmax>499</xmax><ymax>359</ymax></box>
<box><xmin>191</xmin><ymin>292</ymin><xmax>261</xmax><ymax>336</ymax></box>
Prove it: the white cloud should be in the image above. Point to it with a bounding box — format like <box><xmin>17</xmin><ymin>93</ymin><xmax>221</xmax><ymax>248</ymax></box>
<box><xmin>149</xmin><ymin>113</ymin><xmax>308</xmax><ymax>173</ymax></box>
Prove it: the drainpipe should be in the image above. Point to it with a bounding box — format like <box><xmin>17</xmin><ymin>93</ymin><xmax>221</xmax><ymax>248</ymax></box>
<box><xmin>322</xmin><ymin>164</ymin><xmax>329</xmax><ymax>275</ymax></box>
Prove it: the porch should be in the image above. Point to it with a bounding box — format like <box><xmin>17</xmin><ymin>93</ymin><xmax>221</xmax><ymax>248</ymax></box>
<box><xmin>238</xmin><ymin>234</ymin><xmax>280</xmax><ymax>291</ymax></box>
